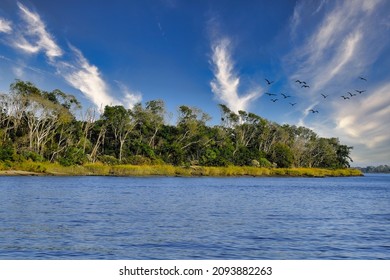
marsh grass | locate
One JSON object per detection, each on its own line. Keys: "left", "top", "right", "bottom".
{"left": 0, "top": 161, "right": 363, "bottom": 177}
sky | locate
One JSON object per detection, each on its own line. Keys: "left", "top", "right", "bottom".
{"left": 0, "top": 0, "right": 389, "bottom": 166}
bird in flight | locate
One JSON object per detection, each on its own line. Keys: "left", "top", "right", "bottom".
{"left": 348, "top": 92, "right": 357, "bottom": 97}
{"left": 309, "top": 109, "right": 319, "bottom": 113}
{"left": 270, "top": 98, "right": 278, "bottom": 102}
{"left": 321, "top": 93, "right": 329, "bottom": 98}
{"left": 301, "top": 84, "right": 310, "bottom": 88}
{"left": 355, "top": 89, "right": 366, "bottom": 94}
{"left": 265, "top": 79, "right": 274, "bottom": 85}
{"left": 341, "top": 95, "right": 350, "bottom": 100}
{"left": 281, "top": 93, "right": 291, "bottom": 99}
{"left": 359, "top": 76, "right": 367, "bottom": 81}
{"left": 295, "top": 80, "right": 308, "bottom": 85}
{"left": 289, "top": 102, "right": 297, "bottom": 106}
{"left": 265, "top": 92, "right": 277, "bottom": 96}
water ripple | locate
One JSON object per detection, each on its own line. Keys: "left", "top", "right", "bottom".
{"left": 0, "top": 174, "right": 389, "bottom": 259}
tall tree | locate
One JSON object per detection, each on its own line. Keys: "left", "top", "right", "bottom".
{"left": 102, "top": 105, "right": 136, "bottom": 162}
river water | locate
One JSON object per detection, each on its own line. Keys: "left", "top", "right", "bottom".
{"left": 0, "top": 174, "right": 389, "bottom": 259}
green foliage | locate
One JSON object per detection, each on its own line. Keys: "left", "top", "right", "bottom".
{"left": 0, "top": 80, "right": 355, "bottom": 173}
{"left": 58, "top": 147, "right": 86, "bottom": 166}
{"left": 98, "top": 155, "right": 119, "bottom": 165}
{"left": 268, "top": 143, "right": 294, "bottom": 168}
{"left": 21, "top": 151, "right": 45, "bottom": 162}
{"left": 258, "top": 158, "right": 272, "bottom": 167}
{"left": 126, "top": 155, "right": 152, "bottom": 165}
{"left": 0, "top": 146, "right": 14, "bottom": 161}
{"left": 360, "top": 165, "right": 390, "bottom": 173}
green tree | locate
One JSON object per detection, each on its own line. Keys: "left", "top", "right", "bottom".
{"left": 268, "top": 143, "right": 294, "bottom": 168}
{"left": 101, "top": 105, "right": 135, "bottom": 162}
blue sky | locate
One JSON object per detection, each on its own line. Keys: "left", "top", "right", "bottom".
{"left": 0, "top": 0, "right": 389, "bottom": 166}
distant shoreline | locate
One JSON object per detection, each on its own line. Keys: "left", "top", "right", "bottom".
{"left": 0, "top": 163, "right": 363, "bottom": 177}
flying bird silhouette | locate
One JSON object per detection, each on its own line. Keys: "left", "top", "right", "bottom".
{"left": 289, "top": 102, "right": 297, "bottom": 106}
{"left": 348, "top": 92, "right": 356, "bottom": 97}
{"left": 270, "top": 98, "right": 278, "bottom": 102}
{"left": 359, "top": 76, "right": 367, "bottom": 81}
{"left": 265, "top": 92, "right": 277, "bottom": 96}
{"left": 309, "top": 109, "right": 319, "bottom": 113}
{"left": 321, "top": 93, "right": 329, "bottom": 98}
{"left": 355, "top": 90, "right": 366, "bottom": 94}
{"left": 295, "top": 79, "right": 303, "bottom": 84}
{"left": 301, "top": 84, "right": 310, "bottom": 88}
{"left": 281, "top": 93, "right": 291, "bottom": 99}
{"left": 265, "top": 79, "right": 274, "bottom": 85}
{"left": 341, "top": 95, "right": 350, "bottom": 100}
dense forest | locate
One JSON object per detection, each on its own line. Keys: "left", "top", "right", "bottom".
{"left": 0, "top": 80, "right": 353, "bottom": 169}
{"left": 358, "top": 165, "right": 390, "bottom": 173}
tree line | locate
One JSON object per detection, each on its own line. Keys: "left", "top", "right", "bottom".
{"left": 358, "top": 165, "right": 390, "bottom": 173}
{"left": 0, "top": 80, "right": 353, "bottom": 168}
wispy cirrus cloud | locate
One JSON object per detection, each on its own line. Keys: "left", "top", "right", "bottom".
{"left": 56, "top": 45, "right": 118, "bottom": 109}
{"left": 14, "top": 2, "right": 63, "bottom": 60}
{"left": 0, "top": 2, "right": 141, "bottom": 109}
{"left": 57, "top": 46, "right": 142, "bottom": 109}
{"left": 333, "top": 82, "right": 390, "bottom": 164}
{"left": 285, "top": 0, "right": 390, "bottom": 165}
{"left": 210, "top": 38, "right": 261, "bottom": 113}
{"left": 334, "top": 83, "right": 390, "bottom": 147}
{"left": 0, "top": 18, "right": 12, "bottom": 33}
{"left": 286, "top": 0, "right": 378, "bottom": 93}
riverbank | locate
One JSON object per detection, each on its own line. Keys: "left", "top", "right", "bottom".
{"left": 0, "top": 161, "right": 363, "bottom": 177}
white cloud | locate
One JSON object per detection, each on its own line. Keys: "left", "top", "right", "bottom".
{"left": 115, "top": 81, "right": 142, "bottom": 109}
{"left": 13, "top": 2, "right": 63, "bottom": 59}
{"left": 57, "top": 46, "right": 142, "bottom": 110}
{"left": 57, "top": 45, "right": 117, "bottom": 109}
{"left": 210, "top": 38, "right": 261, "bottom": 113}
{"left": 287, "top": 0, "right": 382, "bottom": 92}
{"left": 335, "top": 83, "right": 390, "bottom": 147}
{"left": 284, "top": 0, "right": 389, "bottom": 165}
{"left": 1, "top": 3, "right": 142, "bottom": 110}
{"left": 0, "top": 18, "right": 12, "bottom": 33}
{"left": 333, "top": 82, "right": 390, "bottom": 164}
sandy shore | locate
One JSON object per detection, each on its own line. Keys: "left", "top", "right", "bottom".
{"left": 0, "top": 170, "right": 43, "bottom": 176}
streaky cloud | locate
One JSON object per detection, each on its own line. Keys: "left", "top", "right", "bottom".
{"left": 1, "top": 2, "right": 142, "bottom": 110}
{"left": 287, "top": 0, "right": 383, "bottom": 92}
{"left": 335, "top": 82, "right": 390, "bottom": 148}
{"left": 14, "top": 2, "right": 63, "bottom": 60}
{"left": 210, "top": 38, "right": 261, "bottom": 113}
{"left": 57, "top": 45, "right": 117, "bottom": 109}
{"left": 57, "top": 46, "right": 142, "bottom": 110}
{"left": 284, "top": 0, "right": 389, "bottom": 165}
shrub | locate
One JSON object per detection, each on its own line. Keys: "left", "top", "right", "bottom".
{"left": 0, "top": 146, "right": 14, "bottom": 161}
{"left": 127, "top": 155, "right": 152, "bottom": 165}
{"left": 258, "top": 158, "right": 272, "bottom": 168}
{"left": 58, "top": 147, "right": 86, "bottom": 166}
{"left": 21, "top": 151, "right": 44, "bottom": 162}
{"left": 98, "top": 155, "right": 119, "bottom": 165}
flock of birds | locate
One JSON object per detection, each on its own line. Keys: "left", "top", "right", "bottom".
{"left": 263, "top": 76, "right": 368, "bottom": 115}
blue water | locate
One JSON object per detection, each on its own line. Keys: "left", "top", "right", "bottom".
{"left": 0, "top": 174, "right": 389, "bottom": 259}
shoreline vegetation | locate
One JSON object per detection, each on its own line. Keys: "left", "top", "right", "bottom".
{"left": 1, "top": 80, "right": 358, "bottom": 177}
{"left": 0, "top": 162, "right": 362, "bottom": 177}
